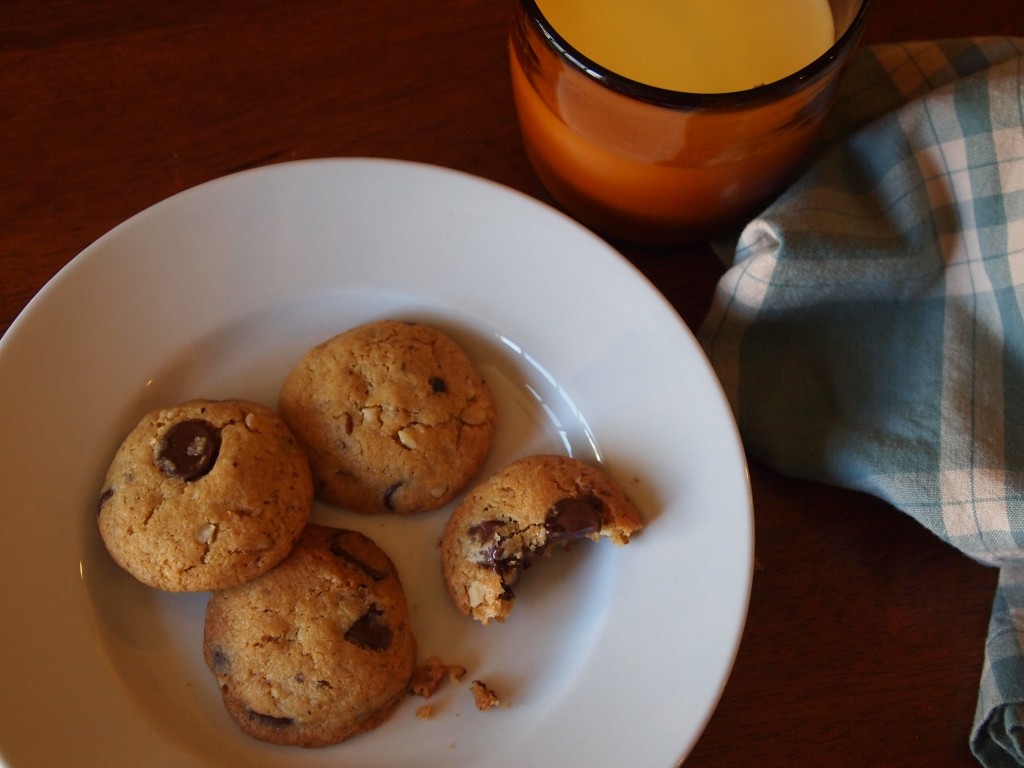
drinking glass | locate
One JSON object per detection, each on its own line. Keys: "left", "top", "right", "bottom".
{"left": 510, "top": 0, "right": 872, "bottom": 244}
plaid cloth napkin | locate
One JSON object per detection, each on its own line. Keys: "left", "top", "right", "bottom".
{"left": 697, "top": 37, "right": 1024, "bottom": 766}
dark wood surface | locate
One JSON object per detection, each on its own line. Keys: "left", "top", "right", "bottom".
{"left": 3, "top": 2, "right": 1022, "bottom": 765}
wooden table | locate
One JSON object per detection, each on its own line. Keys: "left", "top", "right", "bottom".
{"left": 3, "top": 2, "right": 1021, "bottom": 766}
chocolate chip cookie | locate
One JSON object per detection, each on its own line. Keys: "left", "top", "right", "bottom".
{"left": 278, "top": 319, "right": 497, "bottom": 515}
{"left": 203, "top": 525, "right": 417, "bottom": 747}
{"left": 441, "top": 454, "right": 644, "bottom": 624}
{"left": 97, "top": 399, "right": 313, "bottom": 592}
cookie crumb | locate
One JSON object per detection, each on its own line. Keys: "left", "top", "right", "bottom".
{"left": 448, "top": 664, "right": 467, "bottom": 684}
{"left": 415, "top": 705, "right": 433, "bottom": 719}
{"left": 470, "top": 680, "right": 501, "bottom": 711}
{"left": 410, "top": 657, "right": 466, "bottom": 698}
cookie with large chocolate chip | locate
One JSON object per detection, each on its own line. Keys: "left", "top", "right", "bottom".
{"left": 97, "top": 399, "right": 313, "bottom": 592}
{"left": 203, "top": 525, "right": 417, "bottom": 747}
{"left": 441, "top": 454, "right": 644, "bottom": 624}
{"left": 278, "top": 319, "right": 497, "bottom": 515}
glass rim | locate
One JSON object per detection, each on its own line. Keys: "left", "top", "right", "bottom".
{"left": 518, "top": 0, "right": 873, "bottom": 109}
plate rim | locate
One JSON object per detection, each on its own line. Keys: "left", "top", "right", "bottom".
{"left": 0, "top": 157, "right": 753, "bottom": 768}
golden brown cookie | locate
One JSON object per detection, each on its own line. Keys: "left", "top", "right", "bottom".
{"left": 441, "top": 454, "right": 644, "bottom": 624}
{"left": 278, "top": 319, "right": 497, "bottom": 514}
{"left": 203, "top": 525, "right": 417, "bottom": 747}
{"left": 97, "top": 399, "right": 313, "bottom": 592}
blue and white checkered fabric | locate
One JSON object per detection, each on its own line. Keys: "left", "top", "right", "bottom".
{"left": 697, "top": 37, "right": 1024, "bottom": 766}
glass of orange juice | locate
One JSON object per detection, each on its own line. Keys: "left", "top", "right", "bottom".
{"left": 510, "top": 0, "right": 871, "bottom": 244}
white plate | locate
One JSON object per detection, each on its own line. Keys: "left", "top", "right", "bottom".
{"left": 0, "top": 159, "right": 751, "bottom": 768}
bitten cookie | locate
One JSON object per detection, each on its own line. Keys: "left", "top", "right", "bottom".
{"left": 203, "top": 525, "right": 417, "bottom": 748}
{"left": 278, "top": 320, "right": 497, "bottom": 515}
{"left": 97, "top": 399, "right": 313, "bottom": 592}
{"left": 441, "top": 454, "right": 644, "bottom": 624}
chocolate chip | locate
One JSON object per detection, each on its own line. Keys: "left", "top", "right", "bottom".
{"left": 155, "top": 419, "right": 221, "bottom": 481}
{"left": 469, "top": 518, "right": 528, "bottom": 596}
{"left": 469, "top": 519, "right": 506, "bottom": 544}
{"left": 210, "top": 647, "right": 231, "bottom": 675}
{"left": 329, "top": 535, "right": 388, "bottom": 581}
{"left": 344, "top": 607, "right": 391, "bottom": 651}
{"left": 246, "top": 710, "right": 293, "bottom": 728}
{"left": 382, "top": 482, "right": 403, "bottom": 510}
{"left": 98, "top": 487, "right": 114, "bottom": 515}
{"left": 469, "top": 519, "right": 513, "bottom": 569}
{"left": 545, "top": 494, "right": 604, "bottom": 544}
{"left": 430, "top": 376, "right": 447, "bottom": 393}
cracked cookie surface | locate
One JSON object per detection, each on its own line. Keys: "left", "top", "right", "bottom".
{"left": 278, "top": 319, "right": 497, "bottom": 514}
{"left": 203, "top": 525, "right": 417, "bottom": 747}
{"left": 97, "top": 398, "right": 313, "bottom": 592}
{"left": 441, "top": 454, "right": 644, "bottom": 624}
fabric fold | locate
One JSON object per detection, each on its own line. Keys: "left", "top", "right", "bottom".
{"left": 697, "top": 37, "right": 1024, "bottom": 766}
{"left": 974, "top": 567, "right": 1024, "bottom": 766}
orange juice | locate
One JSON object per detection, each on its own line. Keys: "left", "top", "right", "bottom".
{"left": 510, "top": 0, "right": 869, "bottom": 244}
{"left": 536, "top": 0, "right": 835, "bottom": 93}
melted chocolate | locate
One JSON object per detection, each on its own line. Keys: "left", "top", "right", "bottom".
{"left": 545, "top": 495, "right": 604, "bottom": 544}
{"left": 469, "top": 518, "right": 526, "bottom": 598}
{"left": 430, "top": 376, "right": 447, "bottom": 393}
{"left": 469, "top": 519, "right": 507, "bottom": 558}
{"left": 467, "top": 496, "right": 606, "bottom": 603}
{"left": 469, "top": 520, "right": 515, "bottom": 572}
{"left": 155, "top": 419, "right": 221, "bottom": 481}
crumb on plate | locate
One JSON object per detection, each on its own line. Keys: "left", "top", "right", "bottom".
{"left": 410, "top": 656, "right": 467, "bottom": 698}
{"left": 470, "top": 680, "right": 501, "bottom": 711}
